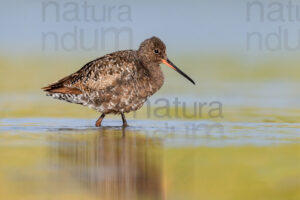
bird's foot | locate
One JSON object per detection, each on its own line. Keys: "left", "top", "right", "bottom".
{"left": 95, "top": 121, "right": 102, "bottom": 127}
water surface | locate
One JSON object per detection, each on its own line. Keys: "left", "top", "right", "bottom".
{"left": 0, "top": 118, "right": 299, "bottom": 200}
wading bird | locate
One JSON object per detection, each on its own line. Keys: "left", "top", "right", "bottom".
{"left": 43, "top": 36, "right": 195, "bottom": 127}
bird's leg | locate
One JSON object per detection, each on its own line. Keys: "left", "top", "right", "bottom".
{"left": 121, "top": 112, "right": 128, "bottom": 127}
{"left": 95, "top": 113, "right": 105, "bottom": 127}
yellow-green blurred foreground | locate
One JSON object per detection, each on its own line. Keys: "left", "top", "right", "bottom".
{"left": 0, "top": 119, "right": 299, "bottom": 200}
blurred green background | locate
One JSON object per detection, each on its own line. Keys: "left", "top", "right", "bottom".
{"left": 1, "top": 0, "right": 300, "bottom": 121}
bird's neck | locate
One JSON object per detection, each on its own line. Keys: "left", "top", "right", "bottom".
{"left": 136, "top": 51, "right": 164, "bottom": 93}
{"left": 144, "top": 63, "right": 164, "bottom": 92}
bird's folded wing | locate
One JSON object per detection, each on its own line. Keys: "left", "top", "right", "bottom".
{"left": 42, "top": 53, "right": 136, "bottom": 95}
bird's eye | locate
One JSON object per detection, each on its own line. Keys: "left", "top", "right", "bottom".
{"left": 154, "top": 49, "right": 159, "bottom": 54}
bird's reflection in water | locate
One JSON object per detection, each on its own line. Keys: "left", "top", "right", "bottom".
{"left": 49, "top": 127, "right": 164, "bottom": 200}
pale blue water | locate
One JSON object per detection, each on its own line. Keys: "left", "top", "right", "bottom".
{"left": 1, "top": 118, "right": 299, "bottom": 147}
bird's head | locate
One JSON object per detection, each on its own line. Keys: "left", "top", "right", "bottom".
{"left": 138, "top": 36, "right": 195, "bottom": 85}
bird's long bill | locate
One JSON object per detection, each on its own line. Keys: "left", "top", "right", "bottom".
{"left": 162, "top": 58, "right": 195, "bottom": 85}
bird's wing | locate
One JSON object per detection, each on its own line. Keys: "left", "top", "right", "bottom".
{"left": 42, "top": 51, "right": 137, "bottom": 94}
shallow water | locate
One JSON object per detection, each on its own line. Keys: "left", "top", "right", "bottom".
{"left": 0, "top": 118, "right": 300, "bottom": 200}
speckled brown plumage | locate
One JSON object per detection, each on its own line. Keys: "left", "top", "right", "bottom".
{"left": 42, "top": 36, "right": 195, "bottom": 127}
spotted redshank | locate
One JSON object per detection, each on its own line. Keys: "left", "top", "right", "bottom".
{"left": 42, "top": 36, "right": 195, "bottom": 127}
